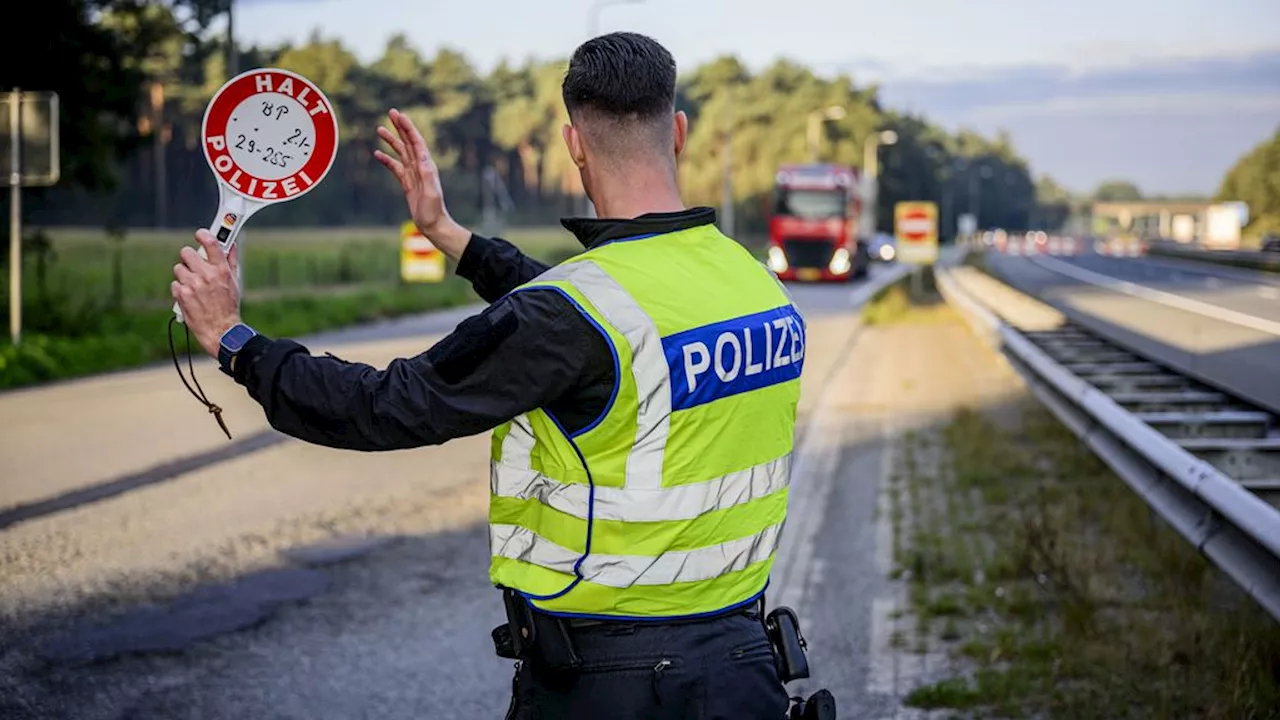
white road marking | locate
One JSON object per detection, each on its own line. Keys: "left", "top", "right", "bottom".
{"left": 869, "top": 421, "right": 917, "bottom": 700}
{"left": 774, "top": 259, "right": 909, "bottom": 613}
{"left": 874, "top": 422, "right": 896, "bottom": 576}
{"left": 770, "top": 393, "right": 843, "bottom": 614}
{"left": 1029, "top": 254, "right": 1280, "bottom": 337}
{"left": 1259, "top": 287, "right": 1280, "bottom": 300}
{"left": 866, "top": 597, "right": 900, "bottom": 695}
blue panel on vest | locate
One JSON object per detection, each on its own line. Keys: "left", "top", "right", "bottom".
{"left": 662, "top": 305, "right": 806, "bottom": 412}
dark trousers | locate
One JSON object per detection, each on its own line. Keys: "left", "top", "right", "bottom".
{"left": 503, "top": 609, "right": 791, "bottom": 719}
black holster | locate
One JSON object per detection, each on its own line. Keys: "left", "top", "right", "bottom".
{"left": 762, "top": 599, "right": 838, "bottom": 719}
{"left": 492, "top": 587, "right": 582, "bottom": 674}
{"left": 789, "top": 689, "right": 837, "bottom": 720}
{"left": 764, "top": 605, "right": 810, "bottom": 682}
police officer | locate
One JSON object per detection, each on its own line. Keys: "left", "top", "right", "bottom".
{"left": 173, "top": 32, "right": 812, "bottom": 719}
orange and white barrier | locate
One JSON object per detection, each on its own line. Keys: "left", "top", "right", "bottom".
{"left": 1094, "top": 239, "right": 1148, "bottom": 257}
{"left": 988, "top": 234, "right": 1148, "bottom": 258}
{"left": 991, "top": 234, "right": 1084, "bottom": 257}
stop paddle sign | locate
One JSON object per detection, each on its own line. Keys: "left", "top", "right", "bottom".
{"left": 174, "top": 67, "right": 339, "bottom": 323}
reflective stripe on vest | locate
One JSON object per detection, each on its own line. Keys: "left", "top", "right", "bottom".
{"left": 500, "top": 261, "right": 670, "bottom": 490}
{"left": 487, "top": 224, "right": 804, "bottom": 618}
{"left": 490, "top": 521, "right": 784, "bottom": 588}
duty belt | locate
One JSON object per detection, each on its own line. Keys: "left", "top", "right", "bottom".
{"left": 491, "top": 587, "right": 763, "bottom": 673}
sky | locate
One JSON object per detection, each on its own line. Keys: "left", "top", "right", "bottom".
{"left": 232, "top": 0, "right": 1280, "bottom": 196}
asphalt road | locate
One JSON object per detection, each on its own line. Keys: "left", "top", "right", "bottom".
{"left": 0, "top": 261, "right": 942, "bottom": 720}
{"left": 985, "top": 250, "right": 1280, "bottom": 414}
{"left": 1055, "top": 252, "right": 1280, "bottom": 322}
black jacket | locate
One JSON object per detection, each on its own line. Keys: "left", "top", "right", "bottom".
{"left": 231, "top": 207, "right": 718, "bottom": 450}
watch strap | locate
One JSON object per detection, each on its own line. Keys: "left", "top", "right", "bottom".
{"left": 218, "top": 323, "right": 258, "bottom": 377}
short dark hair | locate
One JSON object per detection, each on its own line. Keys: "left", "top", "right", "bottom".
{"left": 562, "top": 32, "right": 677, "bottom": 122}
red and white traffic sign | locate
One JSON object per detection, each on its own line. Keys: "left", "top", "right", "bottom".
{"left": 894, "top": 201, "right": 939, "bottom": 265}
{"left": 899, "top": 209, "right": 932, "bottom": 241}
{"left": 176, "top": 68, "right": 340, "bottom": 324}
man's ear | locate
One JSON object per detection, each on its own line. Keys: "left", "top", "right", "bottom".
{"left": 562, "top": 123, "right": 586, "bottom": 168}
{"left": 673, "top": 110, "right": 688, "bottom": 158}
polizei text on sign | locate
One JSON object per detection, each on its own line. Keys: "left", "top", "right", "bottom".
{"left": 201, "top": 69, "right": 339, "bottom": 204}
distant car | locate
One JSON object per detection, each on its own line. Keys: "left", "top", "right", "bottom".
{"left": 1262, "top": 235, "right": 1280, "bottom": 253}
{"left": 866, "top": 233, "right": 897, "bottom": 262}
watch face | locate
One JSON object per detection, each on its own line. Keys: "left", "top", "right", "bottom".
{"left": 220, "top": 324, "right": 256, "bottom": 353}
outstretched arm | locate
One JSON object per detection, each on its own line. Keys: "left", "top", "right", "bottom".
{"left": 229, "top": 290, "right": 600, "bottom": 451}
{"left": 171, "top": 226, "right": 607, "bottom": 451}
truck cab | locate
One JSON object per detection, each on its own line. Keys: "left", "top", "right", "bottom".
{"left": 765, "top": 163, "right": 869, "bottom": 282}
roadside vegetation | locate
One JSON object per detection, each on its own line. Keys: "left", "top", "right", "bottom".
{"left": 896, "top": 383, "right": 1280, "bottom": 718}
{"left": 0, "top": 227, "right": 578, "bottom": 390}
{"left": 861, "top": 264, "right": 951, "bottom": 326}
{"left": 869, "top": 270, "right": 1280, "bottom": 718}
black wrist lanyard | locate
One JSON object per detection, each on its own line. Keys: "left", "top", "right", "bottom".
{"left": 167, "top": 316, "right": 232, "bottom": 440}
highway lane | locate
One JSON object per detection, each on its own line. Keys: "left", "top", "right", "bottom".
{"left": 0, "top": 266, "right": 876, "bottom": 519}
{"left": 985, "top": 250, "right": 1280, "bottom": 414}
{"left": 0, "top": 263, "right": 914, "bottom": 720}
{"left": 0, "top": 302, "right": 484, "bottom": 518}
{"left": 1049, "top": 252, "right": 1280, "bottom": 323}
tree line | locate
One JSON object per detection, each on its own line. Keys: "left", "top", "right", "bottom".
{"left": 16, "top": 0, "right": 1070, "bottom": 240}
{"left": 1217, "top": 126, "right": 1280, "bottom": 241}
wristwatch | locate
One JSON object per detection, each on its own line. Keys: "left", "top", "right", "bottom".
{"left": 218, "top": 322, "right": 259, "bottom": 377}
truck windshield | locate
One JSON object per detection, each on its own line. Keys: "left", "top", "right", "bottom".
{"left": 774, "top": 188, "right": 845, "bottom": 219}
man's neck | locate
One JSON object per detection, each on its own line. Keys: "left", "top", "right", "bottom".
{"left": 589, "top": 165, "right": 685, "bottom": 219}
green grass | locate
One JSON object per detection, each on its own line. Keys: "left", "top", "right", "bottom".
{"left": 861, "top": 266, "right": 950, "bottom": 326}
{"left": 7, "top": 226, "right": 576, "bottom": 307}
{"left": 896, "top": 402, "right": 1280, "bottom": 719}
{"left": 0, "top": 226, "right": 579, "bottom": 390}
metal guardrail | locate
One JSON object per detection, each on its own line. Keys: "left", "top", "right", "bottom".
{"left": 935, "top": 261, "right": 1280, "bottom": 622}
{"left": 1012, "top": 251, "right": 1280, "bottom": 416}
{"left": 1146, "top": 240, "right": 1280, "bottom": 272}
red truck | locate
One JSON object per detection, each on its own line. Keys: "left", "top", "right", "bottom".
{"left": 765, "top": 163, "right": 870, "bottom": 282}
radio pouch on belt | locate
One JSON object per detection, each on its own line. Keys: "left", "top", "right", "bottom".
{"left": 765, "top": 606, "right": 810, "bottom": 682}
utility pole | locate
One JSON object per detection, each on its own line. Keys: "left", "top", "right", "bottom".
{"left": 721, "top": 129, "right": 735, "bottom": 237}
{"left": 720, "top": 89, "right": 735, "bottom": 237}
{"left": 9, "top": 88, "right": 21, "bottom": 344}
{"left": 939, "top": 164, "right": 953, "bottom": 244}
{"left": 859, "top": 130, "right": 897, "bottom": 239}
{"left": 806, "top": 106, "right": 845, "bottom": 163}
{"left": 152, "top": 82, "right": 167, "bottom": 228}
{"left": 968, "top": 164, "right": 992, "bottom": 230}
{"left": 226, "top": 1, "right": 237, "bottom": 77}
{"left": 5, "top": 90, "right": 58, "bottom": 345}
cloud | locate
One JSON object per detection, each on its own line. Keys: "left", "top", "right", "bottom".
{"left": 878, "top": 49, "right": 1280, "bottom": 119}
{"left": 963, "top": 92, "right": 1280, "bottom": 122}
{"left": 861, "top": 50, "right": 1280, "bottom": 195}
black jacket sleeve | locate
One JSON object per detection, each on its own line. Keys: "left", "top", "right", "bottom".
{"left": 456, "top": 234, "right": 555, "bottom": 302}
{"left": 232, "top": 289, "right": 611, "bottom": 451}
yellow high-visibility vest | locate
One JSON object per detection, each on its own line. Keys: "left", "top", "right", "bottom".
{"left": 488, "top": 220, "right": 805, "bottom": 618}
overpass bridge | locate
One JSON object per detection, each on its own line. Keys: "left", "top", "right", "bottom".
{"left": 1091, "top": 200, "right": 1215, "bottom": 242}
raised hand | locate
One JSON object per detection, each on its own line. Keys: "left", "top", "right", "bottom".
{"left": 374, "top": 109, "right": 470, "bottom": 259}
